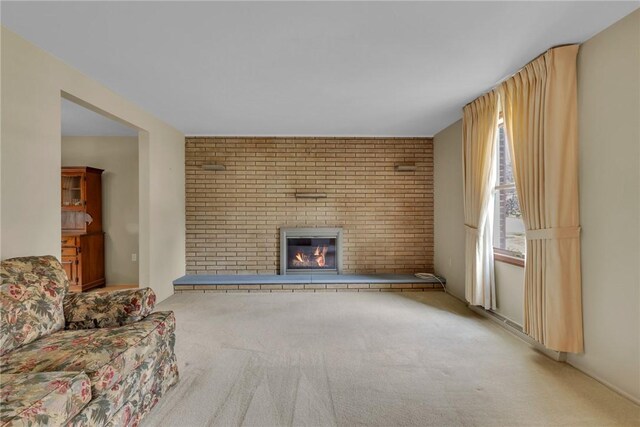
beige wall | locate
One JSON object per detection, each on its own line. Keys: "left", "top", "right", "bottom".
{"left": 433, "top": 10, "right": 640, "bottom": 402}
{"left": 569, "top": 10, "right": 639, "bottom": 402}
{"left": 1, "top": 27, "right": 185, "bottom": 301}
{"left": 62, "top": 136, "right": 139, "bottom": 285}
{"left": 433, "top": 120, "right": 466, "bottom": 300}
{"left": 493, "top": 262, "right": 524, "bottom": 326}
{"left": 186, "top": 137, "right": 434, "bottom": 274}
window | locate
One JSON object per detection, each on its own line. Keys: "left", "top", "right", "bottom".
{"left": 493, "top": 118, "right": 525, "bottom": 264}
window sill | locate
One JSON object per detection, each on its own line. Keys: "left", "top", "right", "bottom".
{"left": 494, "top": 251, "right": 525, "bottom": 267}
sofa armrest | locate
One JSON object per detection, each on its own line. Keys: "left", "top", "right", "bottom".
{"left": 63, "top": 288, "right": 156, "bottom": 330}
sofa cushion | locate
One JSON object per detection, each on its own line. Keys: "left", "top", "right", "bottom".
{"left": 64, "top": 288, "right": 156, "bottom": 330}
{"left": 0, "top": 311, "right": 175, "bottom": 396}
{"left": 0, "top": 256, "right": 68, "bottom": 356}
{"left": 67, "top": 344, "right": 178, "bottom": 427}
{"left": 0, "top": 371, "right": 91, "bottom": 427}
{"left": 101, "top": 356, "right": 178, "bottom": 427}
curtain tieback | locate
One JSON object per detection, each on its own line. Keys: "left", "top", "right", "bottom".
{"left": 464, "top": 224, "right": 479, "bottom": 235}
{"left": 526, "top": 226, "right": 581, "bottom": 240}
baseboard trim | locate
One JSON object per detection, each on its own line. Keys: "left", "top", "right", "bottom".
{"left": 466, "top": 304, "right": 565, "bottom": 362}
{"left": 564, "top": 361, "right": 640, "bottom": 406}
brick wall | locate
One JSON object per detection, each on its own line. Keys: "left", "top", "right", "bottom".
{"left": 185, "top": 137, "right": 434, "bottom": 274}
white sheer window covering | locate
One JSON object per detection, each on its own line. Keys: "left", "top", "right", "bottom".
{"left": 462, "top": 91, "right": 498, "bottom": 310}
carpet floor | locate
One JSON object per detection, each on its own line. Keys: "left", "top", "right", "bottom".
{"left": 144, "top": 291, "right": 639, "bottom": 426}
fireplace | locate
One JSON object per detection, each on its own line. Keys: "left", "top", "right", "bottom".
{"left": 280, "top": 228, "right": 343, "bottom": 275}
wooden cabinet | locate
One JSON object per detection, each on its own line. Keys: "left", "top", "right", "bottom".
{"left": 61, "top": 234, "right": 105, "bottom": 292}
{"left": 61, "top": 167, "right": 105, "bottom": 292}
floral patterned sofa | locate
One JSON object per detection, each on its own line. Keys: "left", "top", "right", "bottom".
{"left": 0, "top": 256, "right": 179, "bottom": 426}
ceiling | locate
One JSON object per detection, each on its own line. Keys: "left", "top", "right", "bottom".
{"left": 3, "top": 1, "right": 638, "bottom": 137}
{"left": 62, "top": 98, "right": 137, "bottom": 137}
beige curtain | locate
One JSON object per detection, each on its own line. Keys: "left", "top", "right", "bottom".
{"left": 498, "top": 45, "right": 583, "bottom": 353}
{"left": 462, "top": 91, "right": 498, "bottom": 309}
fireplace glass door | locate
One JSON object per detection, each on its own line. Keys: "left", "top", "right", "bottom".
{"left": 286, "top": 237, "right": 337, "bottom": 272}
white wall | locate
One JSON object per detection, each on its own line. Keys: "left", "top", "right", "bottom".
{"left": 568, "top": 10, "right": 639, "bottom": 402}
{"left": 62, "top": 136, "right": 139, "bottom": 285}
{"left": 433, "top": 10, "right": 640, "bottom": 403}
{"left": 1, "top": 27, "right": 185, "bottom": 301}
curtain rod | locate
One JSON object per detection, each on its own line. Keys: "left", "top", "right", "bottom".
{"left": 463, "top": 43, "right": 578, "bottom": 108}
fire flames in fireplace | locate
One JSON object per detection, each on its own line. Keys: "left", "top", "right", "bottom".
{"left": 293, "top": 246, "right": 328, "bottom": 267}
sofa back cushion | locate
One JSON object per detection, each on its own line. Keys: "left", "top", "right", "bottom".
{"left": 64, "top": 287, "right": 156, "bottom": 330}
{"left": 0, "top": 256, "right": 68, "bottom": 355}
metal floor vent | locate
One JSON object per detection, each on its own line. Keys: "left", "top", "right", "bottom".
{"left": 487, "top": 309, "right": 524, "bottom": 333}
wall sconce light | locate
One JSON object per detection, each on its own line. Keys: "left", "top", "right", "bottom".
{"left": 202, "top": 163, "right": 226, "bottom": 171}
{"left": 295, "top": 192, "right": 327, "bottom": 199}
{"left": 395, "top": 164, "right": 417, "bottom": 172}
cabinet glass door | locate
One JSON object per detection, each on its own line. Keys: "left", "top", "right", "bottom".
{"left": 62, "top": 174, "right": 84, "bottom": 208}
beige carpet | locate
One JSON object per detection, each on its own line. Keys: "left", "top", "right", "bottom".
{"left": 144, "top": 291, "right": 639, "bottom": 426}
{"left": 88, "top": 284, "right": 138, "bottom": 293}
